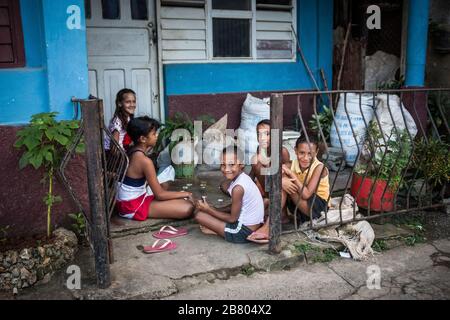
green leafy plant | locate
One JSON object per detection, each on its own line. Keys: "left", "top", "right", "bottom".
{"left": 294, "top": 242, "right": 338, "bottom": 263}
{"left": 355, "top": 121, "right": 413, "bottom": 190}
{"left": 155, "top": 112, "right": 214, "bottom": 154}
{"left": 372, "top": 239, "right": 389, "bottom": 252}
{"left": 293, "top": 242, "right": 316, "bottom": 254}
{"left": 391, "top": 215, "right": 427, "bottom": 246}
{"left": 69, "top": 213, "right": 86, "bottom": 238}
{"left": 377, "top": 76, "right": 405, "bottom": 90}
{"left": 411, "top": 137, "right": 450, "bottom": 189}
{"left": 14, "top": 112, "right": 84, "bottom": 238}
{"left": 0, "top": 225, "right": 9, "bottom": 243}
{"left": 312, "top": 248, "right": 339, "bottom": 263}
{"left": 240, "top": 265, "right": 256, "bottom": 276}
{"left": 309, "top": 105, "right": 333, "bottom": 142}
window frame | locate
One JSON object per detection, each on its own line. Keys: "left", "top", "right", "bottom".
{"left": 0, "top": 0, "right": 25, "bottom": 68}
{"left": 161, "top": 0, "right": 297, "bottom": 64}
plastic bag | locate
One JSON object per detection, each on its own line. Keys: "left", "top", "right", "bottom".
{"left": 375, "top": 94, "right": 417, "bottom": 140}
{"left": 330, "top": 93, "right": 375, "bottom": 166}
{"left": 237, "top": 94, "right": 270, "bottom": 164}
{"left": 157, "top": 165, "right": 175, "bottom": 184}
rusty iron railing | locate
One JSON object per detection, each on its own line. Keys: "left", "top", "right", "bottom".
{"left": 59, "top": 97, "right": 128, "bottom": 288}
{"left": 267, "top": 89, "right": 449, "bottom": 247}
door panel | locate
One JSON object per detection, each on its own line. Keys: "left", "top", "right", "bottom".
{"left": 86, "top": 0, "right": 159, "bottom": 124}
{"left": 131, "top": 69, "right": 153, "bottom": 117}
{"left": 103, "top": 69, "right": 125, "bottom": 121}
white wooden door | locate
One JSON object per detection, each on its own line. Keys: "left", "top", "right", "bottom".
{"left": 86, "top": 0, "right": 160, "bottom": 124}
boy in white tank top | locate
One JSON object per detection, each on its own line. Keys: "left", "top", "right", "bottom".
{"left": 195, "top": 146, "right": 264, "bottom": 243}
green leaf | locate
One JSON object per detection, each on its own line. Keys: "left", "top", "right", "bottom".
{"left": 45, "top": 127, "right": 58, "bottom": 141}
{"left": 75, "top": 143, "right": 85, "bottom": 153}
{"left": 29, "top": 152, "right": 43, "bottom": 169}
{"left": 19, "top": 153, "right": 31, "bottom": 169}
{"left": 43, "top": 195, "right": 51, "bottom": 206}
{"left": 23, "top": 135, "right": 41, "bottom": 151}
{"left": 44, "top": 151, "right": 53, "bottom": 162}
{"left": 54, "top": 134, "right": 69, "bottom": 146}
{"left": 14, "top": 138, "right": 25, "bottom": 148}
{"left": 53, "top": 196, "right": 62, "bottom": 203}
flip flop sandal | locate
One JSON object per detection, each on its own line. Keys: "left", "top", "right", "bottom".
{"left": 247, "top": 232, "right": 270, "bottom": 244}
{"left": 143, "top": 239, "right": 177, "bottom": 254}
{"left": 152, "top": 225, "right": 188, "bottom": 239}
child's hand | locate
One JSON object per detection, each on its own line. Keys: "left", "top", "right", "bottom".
{"left": 196, "top": 199, "right": 211, "bottom": 213}
{"left": 282, "top": 176, "right": 298, "bottom": 195}
{"left": 186, "top": 193, "right": 196, "bottom": 204}
{"left": 282, "top": 165, "right": 296, "bottom": 179}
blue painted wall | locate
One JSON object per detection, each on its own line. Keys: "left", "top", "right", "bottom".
{"left": 164, "top": 0, "right": 334, "bottom": 96}
{"left": 0, "top": 0, "right": 89, "bottom": 125}
{"left": 0, "top": 0, "right": 47, "bottom": 125}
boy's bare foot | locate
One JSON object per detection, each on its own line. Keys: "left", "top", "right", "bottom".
{"left": 247, "top": 223, "right": 269, "bottom": 243}
{"left": 199, "top": 225, "right": 218, "bottom": 235}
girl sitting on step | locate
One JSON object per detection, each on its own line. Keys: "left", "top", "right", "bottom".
{"left": 116, "top": 116, "right": 194, "bottom": 221}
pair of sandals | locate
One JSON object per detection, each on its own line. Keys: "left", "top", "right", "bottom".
{"left": 142, "top": 225, "right": 188, "bottom": 254}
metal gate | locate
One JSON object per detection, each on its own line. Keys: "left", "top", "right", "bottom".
{"left": 267, "top": 88, "right": 449, "bottom": 251}
{"left": 59, "top": 97, "right": 128, "bottom": 288}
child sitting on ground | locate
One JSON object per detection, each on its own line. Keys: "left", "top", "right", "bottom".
{"left": 245, "top": 119, "right": 291, "bottom": 243}
{"left": 248, "top": 119, "right": 291, "bottom": 199}
{"left": 195, "top": 146, "right": 264, "bottom": 243}
{"left": 116, "top": 116, "right": 194, "bottom": 221}
{"left": 220, "top": 120, "right": 291, "bottom": 225}
{"left": 282, "top": 134, "right": 330, "bottom": 222}
{"left": 248, "top": 134, "right": 330, "bottom": 242}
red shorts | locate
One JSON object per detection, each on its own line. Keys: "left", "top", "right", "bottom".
{"left": 116, "top": 194, "right": 155, "bottom": 221}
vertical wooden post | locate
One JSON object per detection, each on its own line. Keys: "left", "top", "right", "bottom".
{"left": 81, "top": 99, "right": 111, "bottom": 289}
{"left": 268, "top": 94, "right": 283, "bottom": 254}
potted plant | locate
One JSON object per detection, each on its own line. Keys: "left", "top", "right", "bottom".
{"left": 154, "top": 112, "right": 214, "bottom": 178}
{"left": 351, "top": 121, "right": 413, "bottom": 212}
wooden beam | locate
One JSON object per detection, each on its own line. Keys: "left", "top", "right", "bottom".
{"left": 81, "top": 99, "right": 111, "bottom": 289}
{"left": 268, "top": 93, "right": 283, "bottom": 254}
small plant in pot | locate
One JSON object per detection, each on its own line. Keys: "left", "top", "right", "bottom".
{"left": 154, "top": 112, "right": 214, "bottom": 178}
{"left": 351, "top": 121, "right": 413, "bottom": 212}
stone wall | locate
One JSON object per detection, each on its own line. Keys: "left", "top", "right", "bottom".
{"left": 0, "top": 228, "right": 78, "bottom": 292}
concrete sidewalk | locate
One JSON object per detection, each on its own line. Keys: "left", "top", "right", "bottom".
{"left": 5, "top": 218, "right": 447, "bottom": 300}
{"left": 2, "top": 168, "right": 448, "bottom": 300}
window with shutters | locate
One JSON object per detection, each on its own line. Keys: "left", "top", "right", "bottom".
{"left": 159, "top": 0, "right": 296, "bottom": 63}
{"left": 0, "top": 0, "right": 25, "bottom": 68}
